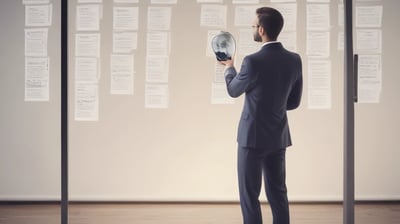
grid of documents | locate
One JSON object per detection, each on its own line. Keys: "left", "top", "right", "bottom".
{"left": 22, "top": 0, "right": 385, "bottom": 121}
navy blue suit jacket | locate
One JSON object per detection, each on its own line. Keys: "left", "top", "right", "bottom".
{"left": 224, "top": 42, "right": 302, "bottom": 149}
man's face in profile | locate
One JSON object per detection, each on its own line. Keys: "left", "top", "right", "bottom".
{"left": 253, "top": 18, "right": 262, "bottom": 42}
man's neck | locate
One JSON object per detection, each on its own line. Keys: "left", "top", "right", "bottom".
{"left": 261, "top": 36, "right": 274, "bottom": 43}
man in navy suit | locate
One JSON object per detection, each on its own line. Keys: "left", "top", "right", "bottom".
{"left": 219, "top": 7, "right": 303, "bottom": 224}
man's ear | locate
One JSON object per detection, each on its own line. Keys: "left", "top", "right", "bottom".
{"left": 258, "top": 26, "right": 265, "bottom": 36}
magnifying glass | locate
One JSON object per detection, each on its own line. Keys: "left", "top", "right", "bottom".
{"left": 211, "top": 31, "right": 236, "bottom": 61}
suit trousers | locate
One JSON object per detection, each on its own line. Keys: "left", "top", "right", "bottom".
{"left": 238, "top": 146, "right": 289, "bottom": 224}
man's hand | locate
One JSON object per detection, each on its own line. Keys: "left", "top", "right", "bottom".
{"left": 219, "top": 58, "right": 234, "bottom": 68}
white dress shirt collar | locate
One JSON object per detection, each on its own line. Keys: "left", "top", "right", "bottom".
{"left": 262, "top": 41, "right": 280, "bottom": 47}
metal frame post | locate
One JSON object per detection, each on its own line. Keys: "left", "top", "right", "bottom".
{"left": 61, "top": 0, "right": 69, "bottom": 223}
{"left": 343, "top": 0, "right": 355, "bottom": 224}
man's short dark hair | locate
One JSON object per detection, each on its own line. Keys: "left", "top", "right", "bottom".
{"left": 256, "top": 7, "right": 284, "bottom": 41}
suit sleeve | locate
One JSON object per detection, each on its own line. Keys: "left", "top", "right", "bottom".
{"left": 224, "top": 57, "right": 256, "bottom": 98}
{"left": 287, "top": 56, "right": 303, "bottom": 110}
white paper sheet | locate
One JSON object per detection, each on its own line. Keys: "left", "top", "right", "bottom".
{"left": 113, "top": 7, "right": 139, "bottom": 31}
{"left": 111, "top": 54, "right": 134, "bottom": 95}
{"left": 113, "top": 32, "right": 138, "bottom": 53}
{"left": 306, "top": 4, "right": 330, "bottom": 31}
{"left": 234, "top": 5, "right": 259, "bottom": 27}
{"left": 75, "top": 57, "right": 99, "bottom": 83}
{"left": 25, "top": 28, "right": 48, "bottom": 57}
{"left": 75, "top": 33, "right": 100, "bottom": 57}
{"left": 75, "top": 82, "right": 99, "bottom": 121}
{"left": 25, "top": 4, "right": 52, "bottom": 27}
{"left": 76, "top": 5, "right": 100, "bottom": 31}
{"left": 307, "top": 60, "right": 331, "bottom": 109}
{"left": 306, "top": 31, "right": 330, "bottom": 58}
{"left": 25, "top": 57, "right": 49, "bottom": 101}
{"left": 145, "top": 84, "right": 169, "bottom": 108}
{"left": 147, "top": 7, "right": 171, "bottom": 31}
{"left": 356, "top": 29, "right": 382, "bottom": 53}
{"left": 357, "top": 54, "right": 382, "bottom": 103}
{"left": 200, "top": 4, "right": 227, "bottom": 28}
{"left": 356, "top": 5, "right": 383, "bottom": 28}
{"left": 145, "top": 56, "right": 169, "bottom": 83}
{"left": 146, "top": 32, "right": 170, "bottom": 56}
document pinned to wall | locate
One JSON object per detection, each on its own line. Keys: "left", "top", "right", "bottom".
{"left": 306, "top": 4, "right": 330, "bottom": 31}
{"left": 75, "top": 82, "right": 99, "bottom": 121}
{"left": 25, "top": 4, "right": 52, "bottom": 27}
{"left": 25, "top": 28, "right": 48, "bottom": 57}
{"left": 76, "top": 4, "right": 100, "bottom": 31}
{"left": 306, "top": 31, "right": 330, "bottom": 58}
{"left": 145, "top": 56, "right": 169, "bottom": 83}
{"left": 145, "top": 84, "right": 169, "bottom": 108}
{"left": 356, "top": 5, "right": 382, "bottom": 28}
{"left": 147, "top": 7, "right": 172, "bottom": 31}
{"left": 356, "top": 29, "right": 382, "bottom": 53}
{"left": 113, "top": 32, "right": 138, "bottom": 53}
{"left": 75, "top": 57, "right": 99, "bottom": 83}
{"left": 146, "top": 32, "right": 170, "bottom": 56}
{"left": 234, "top": 5, "right": 259, "bottom": 27}
{"left": 110, "top": 54, "right": 134, "bottom": 95}
{"left": 200, "top": 4, "right": 227, "bottom": 28}
{"left": 75, "top": 33, "right": 100, "bottom": 57}
{"left": 113, "top": 7, "right": 139, "bottom": 31}
{"left": 307, "top": 60, "right": 331, "bottom": 109}
{"left": 25, "top": 57, "right": 49, "bottom": 101}
{"left": 358, "top": 54, "right": 382, "bottom": 103}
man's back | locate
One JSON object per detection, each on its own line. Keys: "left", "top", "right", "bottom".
{"left": 225, "top": 42, "right": 302, "bottom": 149}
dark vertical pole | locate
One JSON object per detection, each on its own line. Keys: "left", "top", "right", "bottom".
{"left": 61, "top": 0, "right": 69, "bottom": 223}
{"left": 344, "top": 0, "right": 355, "bottom": 224}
